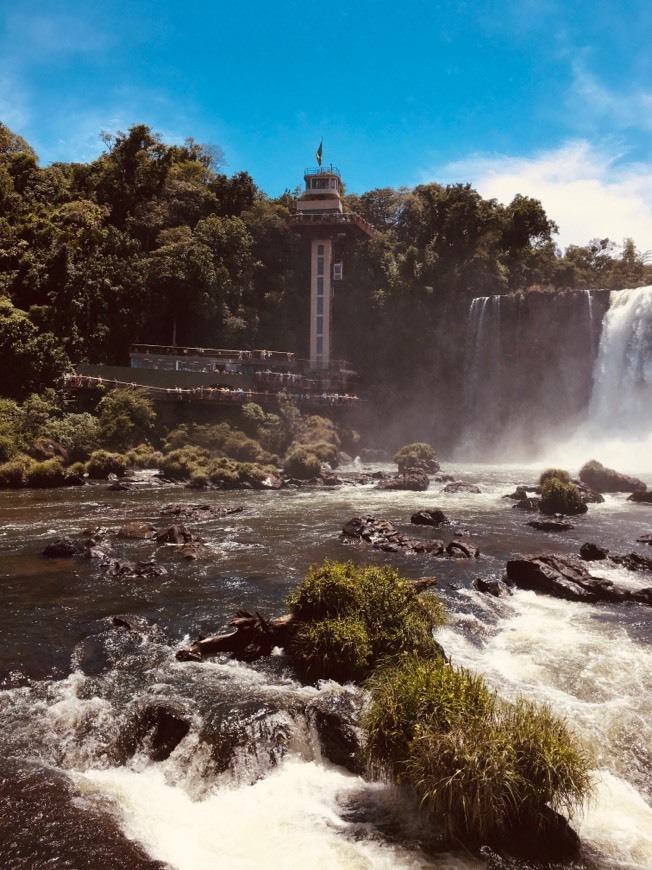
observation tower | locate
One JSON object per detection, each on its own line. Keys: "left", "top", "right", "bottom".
{"left": 290, "top": 156, "right": 374, "bottom": 370}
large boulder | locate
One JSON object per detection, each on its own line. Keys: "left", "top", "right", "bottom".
{"left": 628, "top": 491, "right": 652, "bottom": 504}
{"left": 446, "top": 539, "right": 479, "bottom": 558}
{"left": 376, "top": 470, "right": 430, "bottom": 491}
{"left": 505, "top": 553, "right": 646, "bottom": 604}
{"left": 118, "top": 521, "right": 157, "bottom": 540}
{"left": 411, "top": 508, "right": 449, "bottom": 526}
{"left": 305, "top": 688, "right": 366, "bottom": 774}
{"left": 579, "top": 459, "right": 647, "bottom": 493}
{"left": 579, "top": 542, "right": 609, "bottom": 561}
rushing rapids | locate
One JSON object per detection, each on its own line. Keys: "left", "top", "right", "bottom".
{"left": 1, "top": 462, "right": 651, "bottom": 869}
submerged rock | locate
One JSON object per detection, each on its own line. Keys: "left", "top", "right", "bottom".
{"left": 117, "top": 521, "right": 157, "bottom": 540}
{"left": 442, "top": 481, "right": 481, "bottom": 494}
{"left": 638, "top": 534, "right": 652, "bottom": 545}
{"left": 527, "top": 518, "right": 574, "bottom": 531}
{"left": 474, "top": 577, "right": 512, "bottom": 597}
{"left": 42, "top": 537, "right": 84, "bottom": 558}
{"left": 160, "top": 503, "right": 245, "bottom": 520}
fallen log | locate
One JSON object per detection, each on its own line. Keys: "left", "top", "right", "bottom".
{"left": 176, "top": 577, "right": 438, "bottom": 663}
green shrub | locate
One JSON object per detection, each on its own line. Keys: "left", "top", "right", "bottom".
{"left": 290, "top": 617, "right": 372, "bottom": 683}
{"left": 284, "top": 446, "right": 321, "bottom": 479}
{"left": 159, "top": 446, "right": 210, "bottom": 480}
{"left": 96, "top": 388, "right": 156, "bottom": 451}
{"left": 294, "top": 414, "right": 341, "bottom": 448}
{"left": 126, "top": 442, "right": 163, "bottom": 469}
{"left": 363, "top": 656, "right": 494, "bottom": 775}
{"left": 363, "top": 656, "right": 592, "bottom": 844}
{"left": 393, "top": 442, "right": 439, "bottom": 474}
{"left": 288, "top": 561, "right": 445, "bottom": 682}
{"left": 300, "top": 440, "right": 338, "bottom": 466}
{"left": 539, "top": 468, "right": 571, "bottom": 486}
{"left": 222, "top": 431, "right": 268, "bottom": 463}
{"left": 40, "top": 412, "right": 101, "bottom": 462}
{"left": 206, "top": 457, "right": 241, "bottom": 489}
{"left": 0, "top": 454, "right": 34, "bottom": 488}
{"left": 25, "top": 458, "right": 66, "bottom": 488}
{"left": 540, "top": 477, "right": 585, "bottom": 515}
{"left": 86, "top": 449, "right": 129, "bottom": 479}
{"left": 164, "top": 422, "right": 232, "bottom": 453}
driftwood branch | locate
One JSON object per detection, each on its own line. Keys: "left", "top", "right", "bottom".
{"left": 175, "top": 577, "right": 438, "bottom": 663}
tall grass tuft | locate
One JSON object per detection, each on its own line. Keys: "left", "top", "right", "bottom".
{"left": 363, "top": 656, "right": 592, "bottom": 845}
{"left": 288, "top": 561, "right": 445, "bottom": 683}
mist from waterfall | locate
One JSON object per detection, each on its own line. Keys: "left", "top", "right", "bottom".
{"left": 455, "top": 286, "right": 652, "bottom": 473}
{"left": 544, "top": 285, "right": 652, "bottom": 473}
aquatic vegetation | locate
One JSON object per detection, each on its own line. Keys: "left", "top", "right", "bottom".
{"left": 288, "top": 560, "right": 445, "bottom": 682}
{"left": 393, "top": 442, "right": 439, "bottom": 474}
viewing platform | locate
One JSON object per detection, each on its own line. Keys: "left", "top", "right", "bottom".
{"left": 289, "top": 211, "right": 375, "bottom": 238}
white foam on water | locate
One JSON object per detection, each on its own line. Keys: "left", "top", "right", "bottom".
{"left": 74, "top": 759, "right": 483, "bottom": 870}
{"left": 439, "top": 588, "right": 652, "bottom": 868}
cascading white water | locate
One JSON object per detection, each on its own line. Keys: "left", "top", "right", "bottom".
{"left": 588, "top": 286, "right": 652, "bottom": 429}
{"left": 543, "top": 285, "right": 652, "bottom": 472}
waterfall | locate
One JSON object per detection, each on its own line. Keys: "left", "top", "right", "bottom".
{"left": 587, "top": 286, "right": 652, "bottom": 429}
{"left": 458, "top": 295, "right": 503, "bottom": 457}
{"left": 542, "top": 285, "right": 652, "bottom": 473}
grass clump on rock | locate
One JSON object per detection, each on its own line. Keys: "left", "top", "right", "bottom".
{"left": 287, "top": 560, "right": 445, "bottom": 683}
{"left": 363, "top": 655, "right": 592, "bottom": 847}
{"left": 540, "top": 476, "right": 586, "bottom": 515}
{"left": 539, "top": 467, "right": 571, "bottom": 486}
{"left": 393, "top": 442, "right": 440, "bottom": 474}
{"left": 284, "top": 446, "right": 322, "bottom": 480}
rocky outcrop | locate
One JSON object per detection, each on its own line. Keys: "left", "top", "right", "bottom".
{"left": 579, "top": 459, "right": 647, "bottom": 493}
{"left": 474, "top": 577, "right": 512, "bottom": 597}
{"left": 505, "top": 553, "right": 652, "bottom": 604}
{"left": 341, "top": 515, "right": 444, "bottom": 554}
{"left": 628, "top": 491, "right": 652, "bottom": 504}
{"left": 411, "top": 508, "right": 449, "bottom": 526}
{"left": 155, "top": 525, "right": 198, "bottom": 544}
{"left": 305, "top": 689, "right": 366, "bottom": 774}
{"left": 126, "top": 700, "right": 191, "bottom": 762}
{"left": 579, "top": 542, "right": 609, "bottom": 561}
{"left": 376, "top": 470, "right": 430, "bottom": 491}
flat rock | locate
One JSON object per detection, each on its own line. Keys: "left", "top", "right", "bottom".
{"left": 160, "top": 503, "right": 245, "bottom": 520}
{"left": 528, "top": 518, "right": 574, "bottom": 531}
{"left": 637, "top": 534, "right": 652, "bottom": 545}
{"left": 505, "top": 553, "right": 635, "bottom": 603}
{"left": 118, "top": 521, "right": 157, "bottom": 540}
{"left": 442, "top": 481, "right": 481, "bottom": 494}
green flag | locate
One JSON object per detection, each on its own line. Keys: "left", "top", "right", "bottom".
{"left": 316, "top": 140, "right": 323, "bottom": 166}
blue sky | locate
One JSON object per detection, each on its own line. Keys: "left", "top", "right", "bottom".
{"left": 2, "top": 0, "right": 652, "bottom": 251}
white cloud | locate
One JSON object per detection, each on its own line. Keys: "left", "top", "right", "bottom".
{"left": 432, "top": 140, "right": 652, "bottom": 253}
{"left": 569, "top": 60, "right": 652, "bottom": 132}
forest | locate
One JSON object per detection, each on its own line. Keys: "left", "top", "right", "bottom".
{"left": 1, "top": 120, "right": 651, "bottom": 405}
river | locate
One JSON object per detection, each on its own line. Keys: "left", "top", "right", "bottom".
{"left": 1, "top": 462, "right": 651, "bottom": 869}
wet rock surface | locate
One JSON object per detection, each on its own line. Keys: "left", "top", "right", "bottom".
{"left": 442, "top": 481, "right": 482, "bottom": 494}
{"left": 0, "top": 759, "right": 166, "bottom": 869}
{"left": 506, "top": 553, "right": 652, "bottom": 604}
{"left": 527, "top": 518, "right": 574, "bottom": 531}
{"left": 341, "top": 515, "right": 444, "bottom": 554}
{"left": 375, "top": 470, "right": 430, "bottom": 491}
{"left": 411, "top": 508, "right": 449, "bottom": 526}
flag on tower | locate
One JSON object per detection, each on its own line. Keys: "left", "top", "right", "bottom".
{"left": 316, "top": 140, "right": 323, "bottom": 167}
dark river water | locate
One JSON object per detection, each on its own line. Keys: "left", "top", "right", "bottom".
{"left": 1, "top": 463, "right": 651, "bottom": 869}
